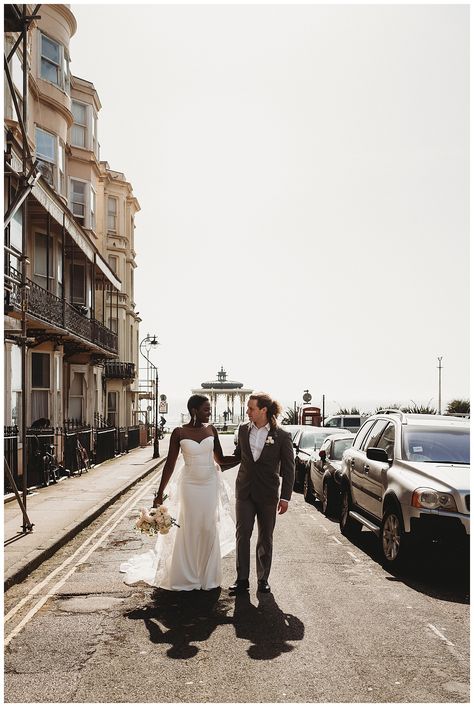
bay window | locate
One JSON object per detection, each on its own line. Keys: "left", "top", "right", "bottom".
{"left": 69, "top": 179, "right": 96, "bottom": 230}
{"left": 71, "top": 100, "right": 87, "bottom": 147}
{"left": 40, "top": 33, "right": 69, "bottom": 92}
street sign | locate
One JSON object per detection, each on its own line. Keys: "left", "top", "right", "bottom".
{"left": 159, "top": 401, "right": 168, "bottom": 413}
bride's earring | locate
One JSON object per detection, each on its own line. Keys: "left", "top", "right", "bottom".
{"left": 192, "top": 413, "right": 197, "bottom": 426}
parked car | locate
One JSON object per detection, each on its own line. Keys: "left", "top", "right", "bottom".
{"left": 304, "top": 432, "right": 355, "bottom": 514}
{"left": 323, "top": 415, "right": 366, "bottom": 433}
{"left": 281, "top": 424, "right": 308, "bottom": 441}
{"left": 339, "top": 411, "right": 470, "bottom": 569}
{"left": 293, "top": 427, "right": 341, "bottom": 491}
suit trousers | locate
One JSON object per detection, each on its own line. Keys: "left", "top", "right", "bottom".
{"left": 235, "top": 496, "right": 277, "bottom": 581}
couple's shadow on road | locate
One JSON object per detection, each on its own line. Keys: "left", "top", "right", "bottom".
{"left": 125, "top": 588, "right": 304, "bottom": 660}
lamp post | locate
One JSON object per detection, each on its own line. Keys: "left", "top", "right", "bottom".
{"left": 139, "top": 333, "right": 159, "bottom": 458}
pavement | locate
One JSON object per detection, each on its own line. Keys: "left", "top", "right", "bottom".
{"left": 4, "top": 438, "right": 170, "bottom": 591}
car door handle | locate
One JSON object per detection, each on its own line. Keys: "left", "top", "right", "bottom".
{"left": 363, "top": 464, "right": 370, "bottom": 474}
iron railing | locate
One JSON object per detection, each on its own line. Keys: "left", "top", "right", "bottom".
{"left": 104, "top": 361, "right": 136, "bottom": 379}
{"left": 4, "top": 423, "right": 147, "bottom": 493}
{"left": 4, "top": 265, "right": 118, "bottom": 354}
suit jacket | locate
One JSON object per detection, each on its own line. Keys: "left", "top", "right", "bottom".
{"left": 233, "top": 423, "right": 295, "bottom": 505}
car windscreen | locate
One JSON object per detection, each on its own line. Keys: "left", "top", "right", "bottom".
{"left": 332, "top": 438, "right": 354, "bottom": 460}
{"left": 300, "top": 431, "right": 333, "bottom": 450}
{"left": 402, "top": 426, "right": 470, "bottom": 464}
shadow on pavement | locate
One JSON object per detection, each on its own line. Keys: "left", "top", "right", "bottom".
{"left": 125, "top": 587, "right": 304, "bottom": 660}
{"left": 344, "top": 528, "right": 470, "bottom": 604}
{"left": 234, "top": 591, "right": 304, "bottom": 659}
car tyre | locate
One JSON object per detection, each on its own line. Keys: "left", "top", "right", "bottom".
{"left": 380, "top": 505, "right": 410, "bottom": 570}
{"left": 340, "top": 485, "right": 362, "bottom": 537}
{"left": 322, "top": 479, "right": 337, "bottom": 517}
{"left": 303, "top": 471, "right": 314, "bottom": 504}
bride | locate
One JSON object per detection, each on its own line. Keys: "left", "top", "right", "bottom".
{"left": 120, "top": 395, "right": 236, "bottom": 590}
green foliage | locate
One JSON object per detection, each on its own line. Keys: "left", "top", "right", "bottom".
{"left": 374, "top": 404, "right": 403, "bottom": 414}
{"left": 335, "top": 407, "right": 360, "bottom": 415}
{"left": 445, "top": 399, "right": 470, "bottom": 415}
{"left": 281, "top": 407, "right": 300, "bottom": 425}
{"left": 401, "top": 401, "right": 437, "bottom": 414}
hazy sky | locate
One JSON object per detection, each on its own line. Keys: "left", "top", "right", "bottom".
{"left": 70, "top": 3, "right": 469, "bottom": 418}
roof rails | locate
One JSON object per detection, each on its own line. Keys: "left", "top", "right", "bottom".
{"left": 376, "top": 409, "right": 405, "bottom": 418}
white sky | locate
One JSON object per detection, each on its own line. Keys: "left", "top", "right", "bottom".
{"left": 70, "top": 2, "right": 469, "bottom": 418}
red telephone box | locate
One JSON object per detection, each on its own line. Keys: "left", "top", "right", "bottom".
{"left": 299, "top": 406, "right": 321, "bottom": 426}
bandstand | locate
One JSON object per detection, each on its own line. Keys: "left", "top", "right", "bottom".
{"left": 191, "top": 367, "right": 253, "bottom": 426}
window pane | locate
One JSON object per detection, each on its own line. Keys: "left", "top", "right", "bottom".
{"left": 363, "top": 420, "right": 388, "bottom": 451}
{"left": 32, "top": 352, "right": 50, "bottom": 388}
{"left": 69, "top": 397, "right": 83, "bottom": 420}
{"left": 34, "top": 233, "right": 53, "bottom": 277}
{"left": 31, "top": 390, "right": 49, "bottom": 421}
{"left": 10, "top": 210, "right": 22, "bottom": 251}
{"left": 71, "top": 125, "right": 86, "bottom": 147}
{"left": 72, "top": 101, "right": 87, "bottom": 125}
{"left": 70, "top": 372, "right": 84, "bottom": 396}
{"left": 71, "top": 263, "right": 85, "bottom": 303}
{"left": 41, "top": 58, "right": 59, "bottom": 84}
{"left": 41, "top": 35, "right": 60, "bottom": 63}
{"left": 35, "top": 128, "right": 55, "bottom": 161}
{"left": 71, "top": 180, "right": 85, "bottom": 202}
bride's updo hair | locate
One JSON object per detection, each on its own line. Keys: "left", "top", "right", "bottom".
{"left": 187, "top": 394, "right": 209, "bottom": 418}
{"left": 249, "top": 392, "right": 282, "bottom": 429}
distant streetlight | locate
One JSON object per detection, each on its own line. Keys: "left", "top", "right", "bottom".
{"left": 140, "top": 334, "right": 159, "bottom": 458}
{"left": 437, "top": 356, "right": 443, "bottom": 414}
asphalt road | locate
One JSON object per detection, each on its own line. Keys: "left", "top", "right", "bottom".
{"left": 4, "top": 435, "right": 469, "bottom": 703}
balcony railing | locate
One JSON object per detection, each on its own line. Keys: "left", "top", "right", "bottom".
{"left": 4, "top": 265, "right": 118, "bottom": 354}
{"left": 104, "top": 361, "right": 136, "bottom": 380}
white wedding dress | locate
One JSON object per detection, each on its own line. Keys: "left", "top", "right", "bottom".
{"left": 120, "top": 435, "right": 235, "bottom": 590}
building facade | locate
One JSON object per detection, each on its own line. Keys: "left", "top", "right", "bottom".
{"left": 4, "top": 4, "right": 141, "bottom": 481}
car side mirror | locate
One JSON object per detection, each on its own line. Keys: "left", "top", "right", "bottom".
{"left": 319, "top": 450, "right": 326, "bottom": 460}
{"left": 293, "top": 442, "right": 298, "bottom": 448}
{"left": 366, "top": 447, "right": 389, "bottom": 463}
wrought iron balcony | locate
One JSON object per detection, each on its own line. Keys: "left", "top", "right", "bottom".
{"left": 104, "top": 361, "right": 136, "bottom": 380}
{"left": 4, "top": 265, "right": 118, "bottom": 354}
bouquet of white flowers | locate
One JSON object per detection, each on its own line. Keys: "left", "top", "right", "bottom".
{"left": 134, "top": 495, "right": 179, "bottom": 537}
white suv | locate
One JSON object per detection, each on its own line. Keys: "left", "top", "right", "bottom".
{"left": 323, "top": 415, "right": 366, "bottom": 433}
{"left": 339, "top": 411, "right": 470, "bottom": 568}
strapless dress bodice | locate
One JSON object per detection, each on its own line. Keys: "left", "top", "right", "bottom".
{"left": 180, "top": 435, "right": 216, "bottom": 477}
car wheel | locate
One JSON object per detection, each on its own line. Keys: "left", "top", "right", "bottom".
{"left": 322, "top": 479, "right": 336, "bottom": 517}
{"left": 380, "top": 506, "right": 410, "bottom": 570}
{"left": 303, "top": 471, "right": 314, "bottom": 504}
{"left": 339, "top": 485, "right": 362, "bottom": 536}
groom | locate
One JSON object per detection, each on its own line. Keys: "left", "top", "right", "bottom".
{"left": 227, "top": 392, "right": 295, "bottom": 594}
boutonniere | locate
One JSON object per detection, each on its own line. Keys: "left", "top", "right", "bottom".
{"left": 265, "top": 436, "right": 275, "bottom": 446}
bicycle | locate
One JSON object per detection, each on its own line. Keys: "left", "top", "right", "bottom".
{"left": 34, "top": 437, "right": 63, "bottom": 487}
{"left": 75, "top": 438, "right": 90, "bottom": 476}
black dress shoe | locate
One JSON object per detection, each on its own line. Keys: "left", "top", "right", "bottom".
{"left": 228, "top": 579, "right": 249, "bottom": 593}
{"left": 257, "top": 580, "right": 271, "bottom": 593}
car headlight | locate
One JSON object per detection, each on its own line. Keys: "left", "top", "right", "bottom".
{"left": 411, "top": 487, "right": 458, "bottom": 512}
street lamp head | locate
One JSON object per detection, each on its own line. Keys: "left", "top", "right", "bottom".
{"left": 150, "top": 336, "right": 159, "bottom": 347}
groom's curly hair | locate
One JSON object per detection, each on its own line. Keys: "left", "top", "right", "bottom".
{"left": 249, "top": 392, "right": 282, "bottom": 428}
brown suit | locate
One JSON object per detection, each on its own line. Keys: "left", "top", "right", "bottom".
{"left": 232, "top": 423, "right": 295, "bottom": 582}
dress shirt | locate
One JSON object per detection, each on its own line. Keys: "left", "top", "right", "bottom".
{"left": 249, "top": 421, "right": 271, "bottom": 461}
{"left": 248, "top": 422, "right": 290, "bottom": 503}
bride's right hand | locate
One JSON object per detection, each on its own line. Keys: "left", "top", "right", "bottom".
{"left": 153, "top": 495, "right": 162, "bottom": 508}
